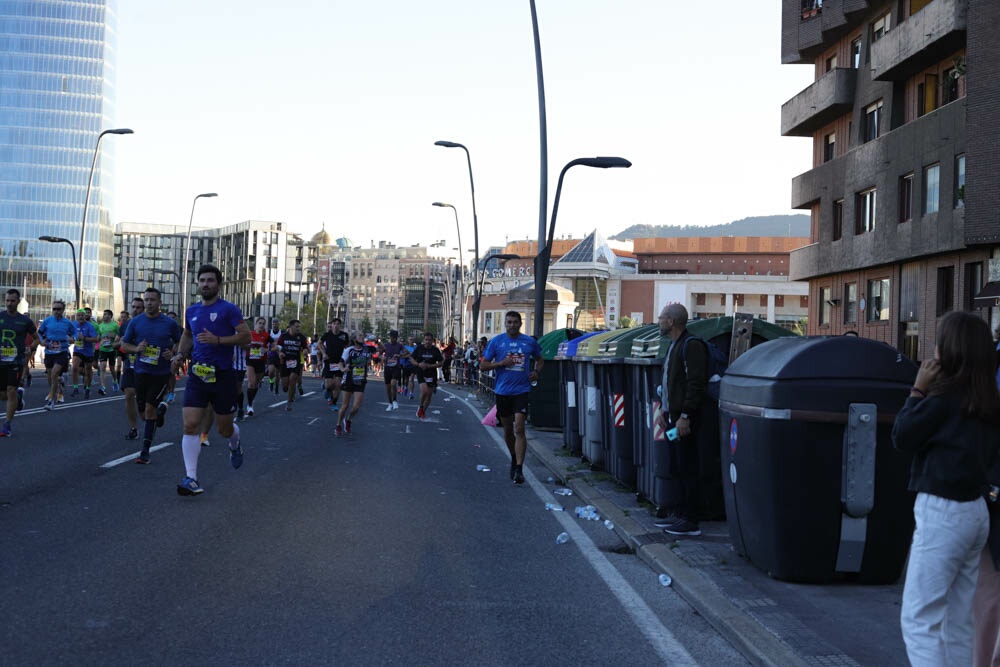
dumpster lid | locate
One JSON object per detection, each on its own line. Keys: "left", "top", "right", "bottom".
{"left": 556, "top": 330, "right": 606, "bottom": 359}
{"left": 724, "top": 335, "right": 918, "bottom": 382}
{"left": 536, "top": 328, "right": 584, "bottom": 360}
{"left": 573, "top": 330, "right": 619, "bottom": 358}
{"left": 595, "top": 324, "right": 660, "bottom": 357}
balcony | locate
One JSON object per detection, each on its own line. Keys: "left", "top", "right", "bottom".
{"left": 781, "top": 67, "right": 857, "bottom": 137}
{"left": 871, "top": 0, "right": 967, "bottom": 81}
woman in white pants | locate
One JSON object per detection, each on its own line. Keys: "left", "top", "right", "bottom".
{"left": 893, "top": 311, "right": 1000, "bottom": 667}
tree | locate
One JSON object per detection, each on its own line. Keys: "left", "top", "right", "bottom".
{"left": 359, "top": 316, "right": 373, "bottom": 336}
{"left": 375, "top": 318, "right": 391, "bottom": 339}
{"left": 617, "top": 315, "right": 636, "bottom": 329}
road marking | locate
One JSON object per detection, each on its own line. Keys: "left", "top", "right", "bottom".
{"left": 15, "top": 387, "right": 186, "bottom": 417}
{"left": 307, "top": 418, "right": 319, "bottom": 425}
{"left": 405, "top": 425, "right": 412, "bottom": 434}
{"left": 100, "top": 441, "right": 175, "bottom": 469}
{"left": 440, "top": 387, "right": 698, "bottom": 666}
{"left": 268, "top": 399, "right": 287, "bottom": 408}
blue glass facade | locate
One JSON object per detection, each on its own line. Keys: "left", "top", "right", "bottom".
{"left": 0, "top": 0, "right": 119, "bottom": 316}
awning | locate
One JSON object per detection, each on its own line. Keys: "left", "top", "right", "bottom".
{"left": 974, "top": 281, "right": 1000, "bottom": 307}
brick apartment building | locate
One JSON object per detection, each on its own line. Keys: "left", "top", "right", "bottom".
{"left": 782, "top": 0, "right": 1000, "bottom": 359}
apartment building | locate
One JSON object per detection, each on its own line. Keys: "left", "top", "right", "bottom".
{"left": 782, "top": 0, "right": 1000, "bottom": 358}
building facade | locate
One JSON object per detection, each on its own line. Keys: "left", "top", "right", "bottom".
{"left": 782, "top": 0, "right": 999, "bottom": 358}
{"left": 1, "top": 0, "right": 122, "bottom": 315}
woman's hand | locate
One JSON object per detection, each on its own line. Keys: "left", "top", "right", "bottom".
{"left": 914, "top": 358, "right": 940, "bottom": 393}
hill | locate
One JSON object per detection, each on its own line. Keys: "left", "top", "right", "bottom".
{"left": 610, "top": 215, "right": 810, "bottom": 240}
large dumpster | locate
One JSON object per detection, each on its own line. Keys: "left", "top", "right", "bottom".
{"left": 719, "top": 335, "right": 916, "bottom": 583}
{"left": 626, "top": 327, "right": 666, "bottom": 505}
{"left": 555, "top": 331, "right": 606, "bottom": 454}
{"left": 573, "top": 330, "right": 620, "bottom": 469}
{"left": 529, "top": 328, "right": 583, "bottom": 429}
{"left": 592, "top": 324, "right": 660, "bottom": 487}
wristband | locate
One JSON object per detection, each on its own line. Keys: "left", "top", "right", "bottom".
{"left": 910, "top": 386, "right": 926, "bottom": 397}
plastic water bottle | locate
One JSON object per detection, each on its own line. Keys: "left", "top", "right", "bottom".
{"left": 476, "top": 464, "right": 491, "bottom": 472}
{"left": 530, "top": 380, "right": 538, "bottom": 388}
{"left": 666, "top": 427, "right": 679, "bottom": 441}
{"left": 544, "top": 502, "right": 564, "bottom": 512}
{"left": 553, "top": 488, "right": 573, "bottom": 497}
{"left": 658, "top": 574, "right": 672, "bottom": 587}
{"left": 604, "top": 519, "right": 614, "bottom": 530}
{"left": 555, "top": 532, "right": 570, "bottom": 544}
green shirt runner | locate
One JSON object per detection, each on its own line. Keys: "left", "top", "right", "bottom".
{"left": 96, "top": 320, "right": 120, "bottom": 352}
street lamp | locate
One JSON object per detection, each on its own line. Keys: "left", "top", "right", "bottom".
{"left": 148, "top": 268, "right": 182, "bottom": 313}
{"left": 38, "top": 236, "right": 80, "bottom": 307}
{"left": 434, "top": 140, "right": 481, "bottom": 342}
{"left": 79, "top": 127, "right": 132, "bottom": 308}
{"left": 532, "top": 156, "right": 631, "bottom": 338}
{"left": 432, "top": 201, "right": 465, "bottom": 344}
{"left": 180, "top": 192, "right": 218, "bottom": 323}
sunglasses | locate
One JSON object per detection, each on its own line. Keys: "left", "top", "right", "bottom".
{"left": 52, "top": 307, "right": 64, "bottom": 311}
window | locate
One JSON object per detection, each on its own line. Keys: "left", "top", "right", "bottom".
{"left": 864, "top": 101, "right": 882, "bottom": 142}
{"left": 955, "top": 154, "right": 966, "bottom": 207}
{"left": 942, "top": 68, "right": 960, "bottom": 105}
{"left": 832, "top": 199, "right": 844, "bottom": 240}
{"left": 819, "top": 286, "right": 832, "bottom": 325}
{"left": 851, "top": 36, "right": 862, "bottom": 68}
{"left": 899, "top": 173, "right": 913, "bottom": 223}
{"left": 826, "top": 54, "right": 837, "bottom": 72}
{"left": 844, "top": 283, "right": 858, "bottom": 324}
{"left": 924, "top": 163, "right": 940, "bottom": 214}
{"left": 823, "top": 133, "right": 836, "bottom": 163}
{"left": 936, "top": 266, "right": 955, "bottom": 316}
{"left": 856, "top": 188, "right": 877, "bottom": 234}
{"left": 965, "top": 262, "right": 984, "bottom": 310}
{"left": 871, "top": 13, "right": 890, "bottom": 42}
{"left": 867, "top": 278, "right": 890, "bottom": 322}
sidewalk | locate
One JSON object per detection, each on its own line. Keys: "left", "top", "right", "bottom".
{"left": 522, "top": 424, "right": 907, "bottom": 667}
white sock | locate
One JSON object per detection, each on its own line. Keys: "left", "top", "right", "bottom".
{"left": 181, "top": 434, "right": 201, "bottom": 479}
{"left": 228, "top": 423, "right": 240, "bottom": 450}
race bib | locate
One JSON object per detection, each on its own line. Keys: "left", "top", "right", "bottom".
{"left": 140, "top": 345, "right": 160, "bottom": 365}
{"left": 387, "top": 358, "right": 398, "bottom": 367}
{"left": 285, "top": 359, "right": 298, "bottom": 369}
{"left": 127, "top": 353, "right": 137, "bottom": 365}
{"left": 249, "top": 346, "right": 263, "bottom": 359}
{"left": 101, "top": 336, "right": 112, "bottom": 346}
{"left": 193, "top": 363, "right": 217, "bottom": 383}
{"left": 352, "top": 365, "right": 365, "bottom": 380}
{"left": 329, "top": 362, "right": 340, "bottom": 372}
{"left": 510, "top": 353, "right": 526, "bottom": 372}
{"left": 0, "top": 345, "right": 16, "bottom": 363}
{"left": 46, "top": 340, "right": 62, "bottom": 352}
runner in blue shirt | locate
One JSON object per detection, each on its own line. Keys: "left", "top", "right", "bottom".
{"left": 70, "top": 308, "right": 99, "bottom": 399}
{"left": 480, "top": 311, "right": 543, "bottom": 485}
{"left": 172, "top": 264, "right": 251, "bottom": 496}
{"left": 38, "top": 299, "right": 76, "bottom": 410}
{"left": 121, "top": 287, "right": 183, "bottom": 464}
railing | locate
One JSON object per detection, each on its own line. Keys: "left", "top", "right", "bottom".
{"left": 801, "top": 0, "right": 822, "bottom": 19}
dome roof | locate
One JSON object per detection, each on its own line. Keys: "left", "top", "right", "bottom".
{"left": 310, "top": 224, "right": 332, "bottom": 246}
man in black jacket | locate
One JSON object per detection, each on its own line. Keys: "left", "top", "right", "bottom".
{"left": 655, "top": 303, "right": 709, "bottom": 536}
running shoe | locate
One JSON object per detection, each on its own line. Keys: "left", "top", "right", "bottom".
{"left": 16, "top": 387, "right": 24, "bottom": 411}
{"left": 345, "top": 419, "right": 352, "bottom": 434}
{"left": 284, "top": 404, "right": 292, "bottom": 412}
{"left": 125, "top": 427, "right": 138, "bottom": 440}
{"left": 84, "top": 386, "right": 90, "bottom": 400}
{"left": 229, "top": 439, "right": 243, "bottom": 469}
{"left": 135, "top": 447, "right": 150, "bottom": 464}
{"left": 330, "top": 403, "right": 338, "bottom": 413}
{"left": 200, "top": 437, "right": 210, "bottom": 447}
{"left": 0, "top": 420, "right": 11, "bottom": 437}
{"left": 44, "top": 399, "right": 54, "bottom": 411}
{"left": 513, "top": 465, "right": 525, "bottom": 485}
{"left": 176, "top": 476, "right": 204, "bottom": 496}
{"left": 297, "top": 384, "right": 304, "bottom": 395}
{"left": 112, "top": 381, "right": 119, "bottom": 392}
{"left": 156, "top": 401, "right": 168, "bottom": 428}
{"left": 386, "top": 403, "right": 393, "bottom": 412}
{"left": 98, "top": 386, "right": 106, "bottom": 396}
{"left": 237, "top": 411, "right": 245, "bottom": 421}
{"left": 57, "top": 395, "right": 64, "bottom": 404}
{"left": 166, "top": 392, "right": 175, "bottom": 404}
{"left": 335, "top": 422, "right": 343, "bottom": 436}
{"left": 417, "top": 407, "right": 426, "bottom": 420}
{"left": 246, "top": 406, "right": 254, "bottom": 417}
{"left": 391, "top": 401, "right": 399, "bottom": 411}
{"left": 71, "top": 387, "right": 79, "bottom": 397}
{"left": 509, "top": 462, "right": 516, "bottom": 481}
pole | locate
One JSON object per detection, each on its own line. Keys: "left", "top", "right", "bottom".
{"left": 68, "top": 242, "right": 80, "bottom": 309}
{"left": 529, "top": 0, "right": 549, "bottom": 339}
{"left": 180, "top": 192, "right": 217, "bottom": 327}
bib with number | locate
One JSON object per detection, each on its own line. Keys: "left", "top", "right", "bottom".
{"left": 510, "top": 353, "right": 526, "bottom": 372}
{"left": 0, "top": 345, "right": 16, "bottom": 363}
{"left": 46, "top": 340, "right": 62, "bottom": 352}
{"left": 193, "top": 363, "right": 217, "bottom": 383}
{"left": 387, "top": 358, "right": 398, "bottom": 367}
{"left": 352, "top": 365, "right": 366, "bottom": 380}
{"left": 249, "top": 346, "right": 264, "bottom": 360}
{"left": 329, "top": 362, "right": 340, "bottom": 372}
{"left": 285, "top": 358, "right": 298, "bottom": 369}
{"left": 140, "top": 345, "right": 160, "bottom": 365}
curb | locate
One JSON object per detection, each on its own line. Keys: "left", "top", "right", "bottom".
{"left": 528, "top": 437, "right": 809, "bottom": 667}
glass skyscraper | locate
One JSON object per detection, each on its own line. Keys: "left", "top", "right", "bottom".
{"left": 0, "top": 0, "right": 120, "bottom": 316}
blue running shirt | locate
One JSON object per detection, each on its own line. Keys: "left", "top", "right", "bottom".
{"left": 185, "top": 299, "right": 245, "bottom": 370}
{"left": 38, "top": 316, "right": 76, "bottom": 355}
{"left": 122, "top": 313, "right": 182, "bottom": 375}
{"left": 483, "top": 333, "right": 541, "bottom": 397}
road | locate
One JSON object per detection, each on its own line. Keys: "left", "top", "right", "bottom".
{"left": 0, "top": 372, "right": 748, "bottom": 666}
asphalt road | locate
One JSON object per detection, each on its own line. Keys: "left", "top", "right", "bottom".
{"left": 1, "top": 371, "right": 748, "bottom": 666}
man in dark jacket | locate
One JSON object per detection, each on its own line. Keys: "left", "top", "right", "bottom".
{"left": 655, "top": 303, "right": 709, "bottom": 536}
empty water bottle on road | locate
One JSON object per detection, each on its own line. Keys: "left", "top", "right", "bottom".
{"left": 604, "top": 519, "right": 614, "bottom": 530}
{"left": 555, "top": 532, "right": 570, "bottom": 544}
{"left": 553, "top": 488, "right": 573, "bottom": 497}
{"left": 659, "top": 574, "right": 672, "bottom": 587}
{"left": 476, "top": 464, "right": 491, "bottom": 472}
{"left": 544, "top": 502, "right": 564, "bottom": 512}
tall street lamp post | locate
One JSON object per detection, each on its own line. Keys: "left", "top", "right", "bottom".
{"left": 79, "top": 127, "right": 133, "bottom": 308}
{"left": 432, "top": 202, "right": 465, "bottom": 344}
{"left": 38, "top": 236, "right": 80, "bottom": 308}
{"left": 148, "top": 268, "right": 182, "bottom": 314}
{"left": 434, "top": 140, "right": 481, "bottom": 342}
{"left": 180, "top": 192, "right": 218, "bottom": 324}
{"left": 532, "top": 156, "right": 631, "bottom": 338}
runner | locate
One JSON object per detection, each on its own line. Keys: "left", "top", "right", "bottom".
{"left": 232, "top": 334, "right": 248, "bottom": 421}
{"left": 95, "top": 309, "right": 120, "bottom": 395}
{"left": 319, "top": 318, "right": 349, "bottom": 414}
{"left": 412, "top": 331, "right": 443, "bottom": 420}
{"left": 267, "top": 318, "right": 283, "bottom": 394}
{"left": 245, "top": 317, "right": 269, "bottom": 417}
{"left": 164, "top": 311, "right": 180, "bottom": 403}
{"left": 277, "top": 319, "right": 307, "bottom": 411}
{"left": 400, "top": 335, "right": 417, "bottom": 399}
{"left": 70, "top": 308, "right": 99, "bottom": 399}
{"left": 119, "top": 297, "right": 145, "bottom": 439}
{"left": 337, "top": 331, "right": 370, "bottom": 436}
{"left": 381, "top": 329, "right": 406, "bottom": 412}
{"left": 172, "top": 264, "right": 251, "bottom": 496}
{"left": 38, "top": 300, "right": 74, "bottom": 410}
{"left": 120, "top": 287, "right": 182, "bottom": 464}
{"left": 0, "top": 288, "right": 37, "bottom": 436}
{"left": 116, "top": 309, "right": 132, "bottom": 390}
{"left": 309, "top": 337, "right": 320, "bottom": 377}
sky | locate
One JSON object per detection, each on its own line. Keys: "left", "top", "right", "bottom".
{"left": 114, "top": 1, "right": 815, "bottom": 257}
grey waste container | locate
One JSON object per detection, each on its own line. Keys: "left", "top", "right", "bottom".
{"left": 719, "top": 335, "right": 917, "bottom": 583}
{"left": 573, "top": 331, "right": 618, "bottom": 469}
{"left": 556, "top": 332, "right": 606, "bottom": 455}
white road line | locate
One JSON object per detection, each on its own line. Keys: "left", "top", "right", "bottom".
{"left": 268, "top": 399, "right": 288, "bottom": 408}
{"left": 302, "top": 391, "right": 316, "bottom": 398}
{"left": 441, "top": 387, "right": 698, "bottom": 666}
{"left": 307, "top": 418, "right": 319, "bottom": 425}
{"left": 14, "top": 387, "right": 186, "bottom": 417}
{"left": 100, "top": 441, "right": 175, "bottom": 469}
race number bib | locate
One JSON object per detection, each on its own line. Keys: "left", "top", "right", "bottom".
{"left": 329, "top": 362, "right": 340, "bottom": 372}
{"left": 249, "top": 346, "right": 263, "bottom": 360}
{"left": 193, "top": 363, "right": 217, "bottom": 383}
{"left": 285, "top": 359, "right": 298, "bottom": 369}
{"left": 510, "top": 353, "right": 526, "bottom": 372}
{"left": 46, "top": 340, "right": 62, "bottom": 352}
{"left": 387, "top": 358, "right": 398, "bottom": 367}
{"left": 127, "top": 353, "right": 137, "bottom": 365}
{"left": 0, "top": 345, "right": 16, "bottom": 363}
{"left": 140, "top": 346, "right": 160, "bottom": 365}
{"left": 352, "top": 365, "right": 365, "bottom": 380}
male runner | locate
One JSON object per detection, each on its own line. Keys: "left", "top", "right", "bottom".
{"left": 95, "top": 309, "right": 120, "bottom": 394}
{"left": 381, "top": 329, "right": 406, "bottom": 411}
{"left": 119, "top": 297, "right": 145, "bottom": 439}
{"left": 412, "top": 332, "right": 443, "bottom": 420}
{"left": 319, "top": 318, "right": 349, "bottom": 413}
{"left": 245, "top": 317, "right": 269, "bottom": 416}
{"left": 116, "top": 309, "right": 132, "bottom": 389}
{"left": 337, "top": 331, "right": 370, "bottom": 436}
{"left": 277, "top": 319, "right": 307, "bottom": 411}
{"left": 232, "top": 334, "right": 248, "bottom": 421}
{"left": 172, "top": 264, "right": 251, "bottom": 496}
{"left": 0, "top": 288, "right": 37, "bottom": 436}
{"left": 70, "top": 309, "right": 99, "bottom": 398}
{"left": 267, "top": 318, "right": 283, "bottom": 394}
{"left": 400, "top": 336, "right": 417, "bottom": 399}
{"left": 121, "top": 287, "right": 182, "bottom": 464}
{"left": 480, "top": 311, "right": 543, "bottom": 485}
{"left": 38, "top": 300, "right": 75, "bottom": 410}
{"left": 164, "top": 311, "right": 181, "bottom": 403}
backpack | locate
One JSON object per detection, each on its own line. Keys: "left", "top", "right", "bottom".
{"left": 680, "top": 335, "right": 728, "bottom": 382}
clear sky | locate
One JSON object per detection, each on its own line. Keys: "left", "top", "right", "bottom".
{"left": 115, "top": 1, "right": 815, "bottom": 255}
